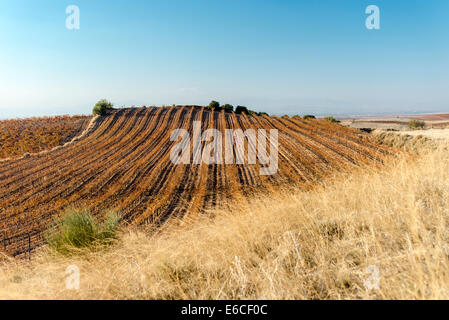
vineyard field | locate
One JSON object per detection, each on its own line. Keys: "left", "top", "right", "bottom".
{"left": 0, "top": 106, "right": 391, "bottom": 257}
{"left": 0, "top": 115, "right": 92, "bottom": 160}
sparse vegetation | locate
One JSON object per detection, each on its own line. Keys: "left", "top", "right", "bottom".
{"left": 408, "top": 119, "right": 425, "bottom": 130}
{"left": 92, "top": 99, "right": 114, "bottom": 116}
{"left": 45, "top": 209, "right": 120, "bottom": 255}
{"left": 206, "top": 103, "right": 259, "bottom": 116}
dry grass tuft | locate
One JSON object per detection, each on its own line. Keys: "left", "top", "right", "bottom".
{"left": 1, "top": 143, "right": 449, "bottom": 299}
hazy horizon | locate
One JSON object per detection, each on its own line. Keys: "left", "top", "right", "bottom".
{"left": 1, "top": 0, "right": 448, "bottom": 119}
{"left": 2, "top": 104, "right": 449, "bottom": 121}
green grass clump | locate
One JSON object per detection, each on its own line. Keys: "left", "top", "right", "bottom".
{"left": 92, "top": 99, "right": 113, "bottom": 116}
{"left": 46, "top": 209, "right": 120, "bottom": 255}
{"left": 408, "top": 119, "right": 425, "bottom": 130}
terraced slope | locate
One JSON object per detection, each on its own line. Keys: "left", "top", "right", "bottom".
{"left": 0, "top": 106, "right": 391, "bottom": 257}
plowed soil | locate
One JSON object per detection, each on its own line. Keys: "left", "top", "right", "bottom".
{"left": 0, "top": 106, "right": 391, "bottom": 257}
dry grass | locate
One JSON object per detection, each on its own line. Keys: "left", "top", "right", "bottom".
{"left": 372, "top": 130, "right": 441, "bottom": 152}
{"left": 1, "top": 143, "right": 449, "bottom": 299}
{"left": 398, "top": 129, "right": 449, "bottom": 141}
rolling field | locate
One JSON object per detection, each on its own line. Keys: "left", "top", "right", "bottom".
{"left": 1, "top": 138, "right": 447, "bottom": 299}
{"left": 0, "top": 115, "right": 92, "bottom": 160}
{"left": 0, "top": 106, "right": 391, "bottom": 257}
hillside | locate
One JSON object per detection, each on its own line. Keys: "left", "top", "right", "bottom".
{"left": 0, "top": 115, "right": 92, "bottom": 160}
{"left": 0, "top": 106, "right": 391, "bottom": 257}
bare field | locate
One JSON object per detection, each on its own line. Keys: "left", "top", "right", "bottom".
{"left": 0, "top": 115, "right": 92, "bottom": 160}
{"left": 411, "top": 113, "right": 449, "bottom": 121}
{"left": 340, "top": 112, "right": 449, "bottom": 131}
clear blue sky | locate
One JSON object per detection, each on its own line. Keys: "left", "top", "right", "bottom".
{"left": 0, "top": 0, "right": 448, "bottom": 118}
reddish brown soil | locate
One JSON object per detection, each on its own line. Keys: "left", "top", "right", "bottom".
{"left": 411, "top": 113, "right": 449, "bottom": 121}
{"left": 0, "top": 116, "right": 92, "bottom": 160}
{"left": 0, "top": 106, "right": 392, "bottom": 257}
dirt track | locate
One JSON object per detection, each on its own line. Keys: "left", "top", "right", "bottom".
{"left": 0, "top": 106, "right": 391, "bottom": 257}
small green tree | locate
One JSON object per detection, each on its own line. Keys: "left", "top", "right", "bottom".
{"left": 222, "top": 104, "right": 234, "bottom": 112}
{"left": 208, "top": 100, "right": 220, "bottom": 109}
{"left": 93, "top": 99, "right": 113, "bottom": 116}
{"left": 303, "top": 114, "right": 316, "bottom": 120}
{"left": 324, "top": 116, "right": 339, "bottom": 123}
{"left": 235, "top": 106, "right": 249, "bottom": 114}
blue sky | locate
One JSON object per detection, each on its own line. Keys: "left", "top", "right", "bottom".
{"left": 0, "top": 0, "right": 448, "bottom": 119}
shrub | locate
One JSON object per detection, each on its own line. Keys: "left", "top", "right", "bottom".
{"left": 248, "top": 110, "right": 257, "bottom": 115}
{"left": 235, "top": 106, "right": 249, "bottom": 114}
{"left": 408, "top": 120, "right": 425, "bottom": 130}
{"left": 46, "top": 208, "right": 120, "bottom": 255}
{"left": 258, "top": 112, "right": 269, "bottom": 117}
{"left": 92, "top": 99, "right": 113, "bottom": 116}
{"left": 208, "top": 100, "right": 220, "bottom": 110}
{"left": 324, "top": 116, "right": 339, "bottom": 123}
{"left": 222, "top": 104, "right": 234, "bottom": 112}
{"left": 303, "top": 115, "right": 316, "bottom": 120}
